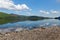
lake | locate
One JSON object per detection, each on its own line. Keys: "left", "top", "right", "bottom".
{"left": 0, "top": 19, "right": 60, "bottom": 32}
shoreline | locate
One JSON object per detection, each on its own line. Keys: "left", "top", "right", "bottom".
{"left": 0, "top": 26, "right": 60, "bottom": 40}
{"left": 0, "top": 25, "right": 59, "bottom": 33}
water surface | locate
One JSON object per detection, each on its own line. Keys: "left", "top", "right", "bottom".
{"left": 0, "top": 19, "right": 60, "bottom": 32}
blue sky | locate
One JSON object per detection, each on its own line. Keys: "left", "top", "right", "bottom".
{"left": 0, "top": 0, "right": 60, "bottom": 17}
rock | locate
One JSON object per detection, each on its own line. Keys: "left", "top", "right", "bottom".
{"left": 0, "top": 26, "right": 60, "bottom": 40}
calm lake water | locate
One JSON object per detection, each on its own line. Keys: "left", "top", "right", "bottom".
{"left": 0, "top": 19, "right": 60, "bottom": 32}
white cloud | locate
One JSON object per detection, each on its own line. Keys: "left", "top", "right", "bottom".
{"left": 50, "top": 10, "right": 59, "bottom": 14}
{"left": 40, "top": 10, "right": 59, "bottom": 14}
{"left": 0, "top": 0, "right": 30, "bottom": 11}
{"left": 40, "top": 10, "right": 50, "bottom": 14}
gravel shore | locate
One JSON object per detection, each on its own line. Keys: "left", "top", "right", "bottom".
{"left": 0, "top": 26, "right": 60, "bottom": 40}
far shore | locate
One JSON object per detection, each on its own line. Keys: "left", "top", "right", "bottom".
{"left": 0, "top": 26, "right": 60, "bottom": 40}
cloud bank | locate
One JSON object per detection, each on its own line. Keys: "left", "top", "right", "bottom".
{"left": 40, "top": 10, "right": 59, "bottom": 14}
{"left": 50, "top": 10, "right": 59, "bottom": 14}
{"left": 0, "top": 0, "right": 30, "bottom": 11}
{"left": 40, "top": 10, "right": 49, "bottom": 14}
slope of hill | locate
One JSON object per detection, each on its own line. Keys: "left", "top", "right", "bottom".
{"left": 0, "top": 12, "right": 27, "bottom": 20}
{"left": 0, "top": 12, "right": 52, "bottom": 24}
{"left": 0, "top": 12, "right": 11, "bottom": 18}
{"left": 0, "top": 12, "right": 51, "bottom": 20}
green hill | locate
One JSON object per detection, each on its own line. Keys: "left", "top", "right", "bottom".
{"left": 0, "top": 12, "right": 51, "bottom": 20}
{"left": 0, "top": 12, "right": 52, "bottom": 24}
{"left": 0, "top": 12, "right": 28, "bottom": 21}
{"left": 0, "top": 12, "right": 11, "bottom": 18}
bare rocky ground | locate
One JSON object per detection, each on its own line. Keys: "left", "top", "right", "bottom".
{"left": 0, "top": 26, "right": 60, "bottom": 40}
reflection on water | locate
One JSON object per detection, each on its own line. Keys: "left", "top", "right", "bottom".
{"left": 0, "top": 19, "right": 60, "bottom": 32}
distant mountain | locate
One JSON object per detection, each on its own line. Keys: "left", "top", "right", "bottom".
{"left": 0, "top": 12, "right": 51, "bottom": 21}
{"left": 55, "top": 17, "right": 60, "bottom": 19}
{"left": 28, "top": 16, "right": 50, "bottom": 21}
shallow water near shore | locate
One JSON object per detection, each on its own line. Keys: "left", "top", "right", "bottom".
{"left": 0, "top": 19, "right": 60, "bottom": 32}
